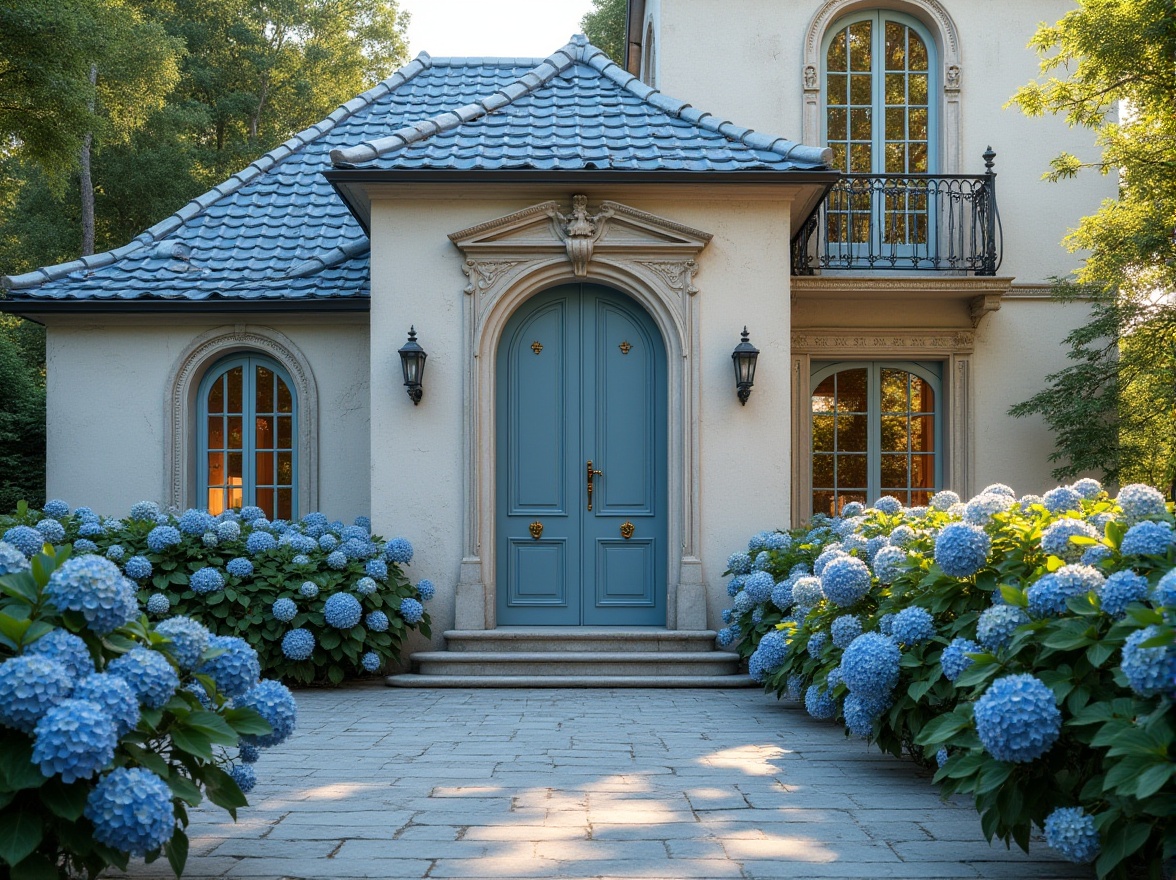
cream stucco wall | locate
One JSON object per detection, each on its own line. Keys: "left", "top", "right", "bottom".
{"left": 368, "top": 189, "right": 797, "bottom": 644}
{"left": 650, "top": 0, "right": 1113, "bottom": 283}
{"left": 42, "top": 316, "right": 371, "bottom": 519}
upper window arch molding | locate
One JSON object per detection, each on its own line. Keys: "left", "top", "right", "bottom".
{"left": 802, "top": 0, "right": 961, "bottom": 173}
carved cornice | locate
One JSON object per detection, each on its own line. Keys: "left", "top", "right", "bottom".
{"left": 792, "top": 329, "right": 975, "bottom": 354}
{"left": 791, "top": 275, "right": 1012, "bottom": 295}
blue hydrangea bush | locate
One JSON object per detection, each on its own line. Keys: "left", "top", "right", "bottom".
{"left": 722, "top": 485, "right": 1174, "bottom": 879}
{"left": 1, "top": 501, "right": 433, "bottom": 685}
{"left": 0, "top": 541, "right": 293, "bottom": 878}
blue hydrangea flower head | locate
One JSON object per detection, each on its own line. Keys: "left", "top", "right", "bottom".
{"left": 326, "top": 550, "right": 347, "bottom": 570}
{"left": 25, "top": 628, "right": 94, "bottom": 679}
{"left": 877, "top": 613, "right": 894, "bottom": 636}
{"left": 1069, "top": 478, "right": 1103, "bottom": 500}
{"left": 340, "top": 537, "right": 369, "bottom": 560}
{"left": 239, "top": 506, "right": 265, "bottom": 522}
{"left": 770, "top": 581, "right": 793, "bottom": 611}
{"left": 873, "top": 496, "right": 903, "bottom": 515}
{"left": 872, "top": 546, "right": 908, "bottom": 584}
{"left": 751, "top": 607, "right": 764, "bottom": 624}
{"left": 46, "top": 555, "right": 138, "bottom": 635}
{"left": 940, "top": 638, "right": 981, "bottom": 683}
{"left": 963, "top": 493, "right": 1014, "bottom": 526}
{"left": 791, "top": 576, "right": 824, "bottom": 610}
{"left": 365, "top": 611, "right": 390, "bottom": 633}
{"left": 1154, "top": 569, "right": 1176, "bottom": 610}
{"left": 974, "top": 674, "right": 1061, "bottom": 763}
{"left": 830, "top": 615, "right": 862, "bottom": 648}
{"left": 934, "top": 522, "right": 991, "bottom": 578}
{"left": 1081, "top": 544, "right": 1112, "bottom": 566}
{"left": 272, "top": 598, "right": 297, "bottom": 622}
{"left": 85, "top": 767, "right": 175, "bottom": 856}
{"left": 842, "top": 693, "right": 877, "bottom": 738}
{"left": 936, "top": 747, "right": 949, "bottom": 768}
{"left": 245, "top": 531, "right": 277, "bottom": 555}
{"left": 840, "top": 632, "right": 900, "bottom": 695}
{"left": 726, "top": 575, "right": 744, "bottom": 598}
{"left": 1116, "top": 483, "right": 1167, "bottom": 524}
{"left": 400, "top": 597, "right": 425, "bottom": 625}
{"left": 977, "top": 605, "right": 1030, "bottom": 651}
{"left": 178, "top": 508, "right": 214, "bottom": 536}
{"left": 365, "top": 558, "right": 388, "bottom": 582}
{"left": 216, "top": 520, "right": 241, "bottom": 542}
{"left": 42, "top": 499, "right": 70, "bottom": 518}
{"left": 1120, "top": 520, "right": 1174, "bottom": 556}
{"left": 1120, "top": 625, "right": 1176, "bottom": 698}
{"left": 291, "top": 553, "right": 311, "bottom": 567}
{"left": 750, "top": 551, "right": 771, "bottom": 572}
{"left": 226, "top": 557, "right": 254, "bottom": 578}
{"left": 820, "top": 555, "right": 871, "bottom": 607}
{"left": 865, "top": 535, "right": 888, "bottom": 562}
{"left": 930, "top": 490, "right": 960, "bottom": 511}
{"left": 355, "top": 576, "right": 378, "bottom": 597}
{"left": 146, "top": 593, "right": 171, "bottom": 617}
{"left": 417, "top": 579, "right": 436, "bottom": 601}
{"left": 124, "top": 555, "right": 152, "bottom": 580}
{"left": 73, "top": 538, "right": 99, "bottom": 554}
{"left": 287, "top": 534, "right": 317, "bottom": 554}
{"left": 72, "top": 507, "right": 95, "bottom": 521}
{"left": 841, "top": 533, "right": 868, "bottom": 555}
{"left": 324, "top": 592, "right": 363, "bottom": 628}
{"left": 32, "top": 698, "right": 117, "bottom": 783}
{"left": 726, "top": 551, "right": 752, "bottom": 575}
{"left": 716, "top": 626, "right": 738, "bottom": 648}
{"left": 981, "top": 483, "right": 1016, "bottom": 499}
{"left": 361, "top": 651, "right": 382, "bottom": 673}
{"left": 146, "top": 525, "right": 182, "bottom": 553}
{"left": 1019, "top": 494, "right": 1043, "bottom": 510}
{"left": 73, "top": 673, "right": 139, "bottom": 736}
{"left": 806, "top": 630, "right": 828, "bottom": 656}
{"left": 840, "top": 501, "right": 865, "bottom": 517}
{"left": 385, "top": 536, "right": 413, "bottom": 564}
{"left": 0, "top": 540, "right": 31, "bottom": 576}
{"left": 340, "top": 525, "right": 369, "bottom": 542}
{"left": 107, "top": 647, "right": 179, "bottom": 709}
{"left": 4, "top": 525, "right": 44, "bottom": 558}
{"left": 129, "top": 501, "right": 160, "bottom": 521}
{"left": 1099, "top": 571, "right": 1149, "bottom": 618}
{"left": 804, "top": 684, "right": 838, "bottom": 720}
{"left": 77, "top": 521, "right": 105, "bottom": 538}
{"left": 1044, "top": 807, "right": 1100, "bottom": 864}
{"left": 199, "top": 635, "right": 260, "bottom": 698}
{"left": 888, "top": 525, "right": 916, "bottom": 548}
{"left": 813, "top": 546, "right": 847, "bottom": 577}
{"left": 765, "top": 532, "right": 791, "bottom": 552}
{"left": 1029, "top": 565, "right": 1105, "bottom": 618}
{"left": 298, "top": 581, "right": 319, "bottom": 599}
{"left": 1042, "top": 486, "right": 1083, "bottom": 514}
{"left": 747, "top": 530, "right": 771, "bottom": 552}
{"left": 281, "top": 628, "right": 315, "bottom": 660}
{"left": 35, "top": 518, "right": 66, "bottom": 544}
{"left": 230, "top": 763, "right": 257, "bottom": 794}
{"left": 318, "top": 534, "right": 338, "bottom": 552}
{"left": 189, "top": 567, "right": 225, "bottom": 595}
{"left": 748, "top": 630, "right": 788, "bottom": 682}
{"left": 238, "top": 742, "right": 260, "bottom": 764}
{"left": 889, "top": 607, "right": 936, "bottom": 644}
{"left": 105, "top": 544, "right": 125, "bottom": 562}
{"left": 0, "top": 655, "right": 73, "bottom": 733}
{"left": 353, "top": 515, "right": 371, "bottom": 531}
{"left": 239, "top": 679, "right": 297, "bottom": 747}
{"left": 1040, "top": 518, "right": 1099, "bottom": 562}
{"left": 742, "top": 571, "right": 773, "bottom": 605}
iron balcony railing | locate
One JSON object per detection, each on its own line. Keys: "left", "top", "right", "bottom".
{"left": 792, "top": 148, "right": 1002, "bottom": 276}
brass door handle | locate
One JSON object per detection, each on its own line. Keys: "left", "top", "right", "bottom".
{"left": 586, "top": 460, "right": 603, "bottom": 510}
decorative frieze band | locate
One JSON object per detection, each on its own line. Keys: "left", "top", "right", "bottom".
{"left": 791, "top": 330, "right": 975, "bottom": 353}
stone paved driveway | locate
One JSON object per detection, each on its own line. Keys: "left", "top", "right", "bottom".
{"left": 113, "top": 686, "right": 1088, "bottom": 880}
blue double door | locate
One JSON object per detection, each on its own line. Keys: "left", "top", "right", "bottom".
{"left": 496, "top": 284, "right": 667, "bottom": 626}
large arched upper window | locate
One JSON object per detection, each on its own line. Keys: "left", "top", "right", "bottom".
{"left": 823, "top": 11, "right": 937, "bottom": 176}
{"left": 810, "top": 361, "right": 941, "bottom": 515}
{"left": 198, "top": 355, "right": 298, "bottom": 519}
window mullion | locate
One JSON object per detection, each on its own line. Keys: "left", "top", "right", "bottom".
{"left": 242, "top": 358, "right": 255, "bottom": 510}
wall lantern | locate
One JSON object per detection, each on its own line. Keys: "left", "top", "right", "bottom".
{"left": 731, "top": 326, "right": 759, "bottom": 406}
{"left": 398, "top": 326, "right": 427, "bottom": 405}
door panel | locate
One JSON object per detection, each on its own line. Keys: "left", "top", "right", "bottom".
{"left": 496, "top": 284, "right": 666, "bottom": 626}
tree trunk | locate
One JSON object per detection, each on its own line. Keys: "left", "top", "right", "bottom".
{"left": 79, "top": 63, "right": 97, "bottom": 257}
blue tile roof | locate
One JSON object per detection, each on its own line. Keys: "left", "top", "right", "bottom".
{"left": 2, "top": 37, "right": 829, "bottom": 304}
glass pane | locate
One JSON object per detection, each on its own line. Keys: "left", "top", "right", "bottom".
{"left": 910, "top": 141, "right": 927, "bottom": 173}
{"left": 255, "top": 416, "right": 274, "bottom": 447}
{"left": 837, "top": 492, "right": 867, "bottom": 512}
{"left": 208, "top": 376, "right": 224, "bottom": 414}
{"left": 885, "top": 21, "right": 905, "bottom": 70}
{"left": 912, "top": 376, "right": 935, "bottom": 412}
{"left": 208, "top": 417, "right": 224, "bottom": 448}
{"left": 278, "top": 489, "right": 293, "bottom": 521}
{"left": 277, "top": 416, "right": 292, "bottom": 448}
{"left": 885, "top": 142, "right": 907, "bottom": 173}
{"left": 256, "top": 488, "right": 274, "bottom": 519}
{"left": 813, "top": 491, "right": 836, "bottom": 518}
{"left": 831, "top": 142, "right": 847, "bottom": 170}
{"left": 881, "top": 415, "right": 910, "bottom": 452}
{"left": 909, "top": 108, "right": 928, "bottom": 140}
{"left": 227, "top": 417, "right": 243, "bottom": 450}
{"left": 827, "top": 74, "right": 847, "bottom": 105}
{"left": 208, "top": 452, "right": 224, "bottom": 483}
{"left": 827, "top": 29, "right": 847, "bottom": 72}
{"left": 909, "top": 73, "right": 927, "bottom": 104}
{"left": 226, "top": 367, "right": 243, "bottom": 413}
{"left": 885, "top": 73, "right": 904, "bottom": 104}
{"left": 881, "top": 370, "right": 909, "bottom": 411}
{"left": 850, "top": 142, "right": 871, "bottom": 172}
{"left": 257, "top": 366, "right": 274, "bottom": 413}
{"left": 849, "top": 21, "right": 872, "bottom": 71}
{"left": 813, "top": 415, "right": 835, "bottom": 452}
{"left": 256, "top": 451, "right": 274, "bottom": 484}
{"left": 277, "top": 377, "right": 292, "bottom": 413}
{"left": 828, "top": 108, "right": 847, "bottom": 140}
{"left": 837, "top": 369, "right": 868, "bottom": 412}
{"left": 813, "top": 376, "right": 836, "bottom": 412}
{"left": 850, "top": 74, "right": 872, "bottom": 105}
{"left": 911, "top": 489, "right": 933, "bottom": 506}
{"left": 912, "top": 454, "right": 935, "bottom": 489}
{"left": 914, "top": 414, "right": 936, "bottom": 453}
{"left": 849, "top": 108, "right": 872, "bottom": 141}
{"left": 881, "top": 454, "right": 910, "bottom": 488}
{"left": 207, "top": 488, "right": 225, "bottom": 516}
{"left": 909, "top": 31, "right": 928, "bottom": 70}
{"left": 836, "top": 415, "right": 867, "bottom": 452}
{"left": 228, "top": 452, "right": 243, "bottom": 481}
{"left": 277, "top": 452, "right": 293, "bottom": 485}
{"left": 813, "top": 454, "right": 835, "bottom": 487}
{"left": 229, "top": 486, "right": 243, "bottom": 509}
{"left": 838, "top": 454, "right": 867, "bottom": 486}
{"left": 886, "top": 108, "right": 905, "bottom": 140}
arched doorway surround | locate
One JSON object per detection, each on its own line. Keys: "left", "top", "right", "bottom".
{"left": 449, "top": 197, "right": 713, "bottom": 630}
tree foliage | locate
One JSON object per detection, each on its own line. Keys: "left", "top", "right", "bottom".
{"left": 1008, "top": 0, "right": 1176, "bottom": 491}
{"left": 580, "top": 0, "right": 627, "bottom": 63}
{"left": 0, "top": 317, "right": 45, "bottom": 511}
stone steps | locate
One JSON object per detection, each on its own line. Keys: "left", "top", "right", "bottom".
{"left": 385, "top": 628, "right": 752, "bottom": 688}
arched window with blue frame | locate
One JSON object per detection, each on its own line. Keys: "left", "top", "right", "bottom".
{"left": 198, "top": 355, "right": 298, "bottom": 519}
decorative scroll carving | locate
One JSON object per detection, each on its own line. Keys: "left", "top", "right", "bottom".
{"left": 791, "top": 331, "right": 975, "bottom": 353}
{"left": 969, "top": 293, "right": 1002, "bottom": 326}
{"left": 462, "top": 259, "right": 523, "bottom": 295}
{"left": 554, "top": 195, "right": 611, "bottom": 276}
{"left": 636, "top": 260, "right": 699, "bottom": 296}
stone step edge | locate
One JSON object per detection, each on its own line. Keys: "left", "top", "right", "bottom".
{"left": 386, "top": 673, "right": 755, "bottom": 688}
{"left": 411, "top": 651, "right": 738, "bottom": 662}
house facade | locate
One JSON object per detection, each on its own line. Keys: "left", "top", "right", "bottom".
{"left": 0, "top": 1, "right": 1111, "bottom": 671}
